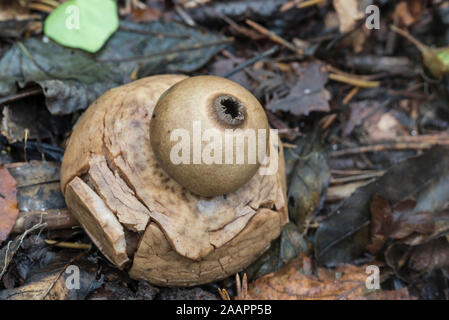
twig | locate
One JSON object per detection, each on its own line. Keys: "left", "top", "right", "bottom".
{"left": 245, "top": 19, "right": 303, "bottom": 56}
{"left": 218, "top": 288, "right": 231, "bottom": 300}
{"left": 296, "top": 0, "right": 326, "bottom": 9}
{"left": 390, "top": 25, "right": 429, "bottom": 54}
{"left": 13, "top": 209, "right": 79, "bottom": 233}
{"left": 331, "top": 141, "right": 449, "bottom": 158}
{"left": 282, "top": 142, "right": 297, "bottom": 149}
{"left": 320, "top": 113, "right": 338, "bottom": 130}
{"left": 44, "top": 240, "right": 92, "bottom": 250}
{"left": 222, "top": 46, "right": 279, "bottom": 78}
{"left": 280, "top": 0, "right": 302, "bottom": 11}
{"left": 328, "top": 73, "right": 380, "bottom": 88}
{"left": 331, "top": 171, "right": 385, "bottom": 184}
{"left": 41, "top": 252, "right": 87, "bottom": 299}
{"left": 0, "top": 222, "right": 47, "bottom": 279}
{"left": 174, "top": 5, "right": 197, "bottom": 27}
{"left": 28, "top": 3, "right": 54, "bottom": 13}
{"left": 0, "top": 88, "right": 42, "bottom": 106}
{"left": 33, "top": 0, "right": 59, "bottom": 8}
{"left": 343, "top": 87, "right": 360, "bottom": 104}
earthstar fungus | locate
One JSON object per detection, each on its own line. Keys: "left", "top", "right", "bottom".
{"left": 60, "top": 75, "right": 288, "bottom": 286}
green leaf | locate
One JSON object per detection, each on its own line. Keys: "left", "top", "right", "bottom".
{"left": 44, "top": 0, "right": 119, "bottom": 53}
{"left": 437, "top": 49, "right": 449, "bottom": 66}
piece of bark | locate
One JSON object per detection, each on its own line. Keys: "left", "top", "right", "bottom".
{"left": 12, "top": 208, "right": 79, "bottom": 233}
{"left": 6, "top": 161, "right": 79, "bottom": 233}
{"left": 65, "top": 177, "right": 129, "bottom": 269}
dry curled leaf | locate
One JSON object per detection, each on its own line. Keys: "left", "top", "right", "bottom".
{"left": 409, "top": 238, "right": 449, "bottom": 272}
{"left": 238, "top": 255, "right": 410, "bottom": 300}
{"left": 0, "top": 252, "right": 99, "bottom": 300}
{"left": 367, "top": 195, "right": 435, "bottom": 255}
{"left": 0, "top": 166, "right": 19, "bottom": 243}
{"left": 333, "top": 0, "right": 365, "bottom": 33}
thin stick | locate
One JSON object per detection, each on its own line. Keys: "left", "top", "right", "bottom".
{"left": 329, "top": 73, "right": 380, "bottom": 88}
{"left": 245, "top": 19, "right": 303, "bottom": 56}
{"left": 282, "top": 142, "right": 297, "bottom": 149}
{"left": 222, "top": 46, "right": 279, "bottom": 78}
{"left": 331, "top": 169, "right": 382, "bottom": 175}
{"left": 296, "top": 0, "right": 326, "bottom": 9}
{"left": 331, "top": 141, "right": 449, "bottom": 157}
{"left": 343, "top": 87, "right": 360, "bottom": 104}
{"left": 390, "top": 25, "right": 429, "bottom": 53}
{"left": 280, "top": 0, "right": 302, "bottom": 12}
{"left": 331, "top": 171, "right": 385, "bottom": 184}
{"left": 44, "top": 239, "right": 92, "bottom": 250}
{"left": 217, "top": 288, "right": 231, "bottom": 300}
{"left": 33, "top": 0, "right": 59, "bottom": 8}
{"left": 0, "top": 88, "right": 42, "bottom": 106}
{"left": 27, "top": 3, "right": 54, "bottom": 13}
{"left": 320, "top": 113, "right": 337, "bottom": 130}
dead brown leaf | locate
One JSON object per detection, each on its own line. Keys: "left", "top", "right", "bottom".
{"left": 0, "top": 166, "right": 19, "bottom": 243}
{"left": 0, "top": 0, "right": 36, "bottom": 22}
{"left": 367, "top": 195, "right": 435, "bottom": 255}
{"left": 393, "top": 0, "right": 424, "bottom": 27}
{"left": 409, "top": 238, "right": 449, "bottom": 272}
{"left": 238, "top": 255, "right": 410, "bottom": 300}
{"left": 267, "top": 62, "right": 330, "bottom": 117}
{"left": 367, "top": 194, "right": 393, "bottom": 254}
{"left": 129, "top": 7, "right": 162, "bottom": 22}
{"left": 333, "top": 0, "right": 365, "bottom": 33}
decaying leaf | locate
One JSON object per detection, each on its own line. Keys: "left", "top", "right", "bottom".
{"left": 366, "top": 195, "right": 393, "bottom": 254}
{"left": 367, "top": 195, "right": 437, "bottom": 255}
{"left": 5, "top": 161, "right": 78, "bottom": 233}
{"left": 245, "top": 222, "right": 310, "bottom": 280}
{"left": 0, "top": 252, "right": 99, "bottom": 300}
{"left": 333, "top": 0, "right": 365, "bottom": 33}
{"left": 267, "top": 62, "right": 330, "bottom": 117}
{"left": 409, "top": 238, "right": 449, "bottom": 272}
{"left": 0, "top": 165, "right": 19, "bottom": 243}
{"left": 0, "top": 38, "right": 122, "bottom": 115}
{"left": 0, "top": 0, "right": 41, "bottom": 38}
{"left": 0, "top": 223, "right": 45, "bottom": 281}
{"left": 285, "top": 132, "right": 330, "bottom": 230}
{"left": 0, "top": 21, "right": 230, "bottom": 115}
{"left": 240, "top": 255, "right": 411, "bottom": 300}
{"left": 393, "top": 1, "right": 423, "bottom": 27}
{"left": 315, "top": 147, "right": 449, "bottom": 267}
{"left": 97, "top": 20, "right": 231, "bottom": 79}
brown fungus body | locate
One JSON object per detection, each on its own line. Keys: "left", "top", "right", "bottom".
{"left": 60, "top": 75, "right": 288, "bottom": 286}
{"left": 150, "top": 76, "right": 270, "bottom": 197}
